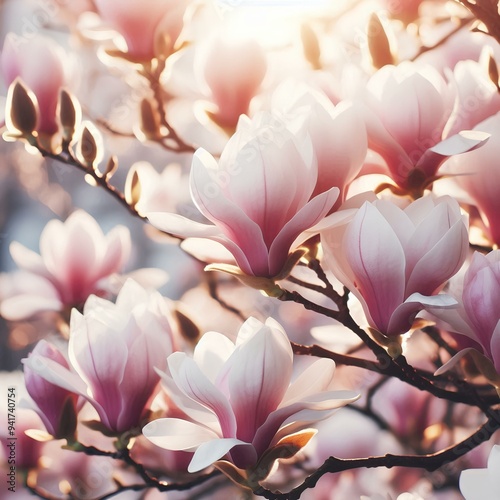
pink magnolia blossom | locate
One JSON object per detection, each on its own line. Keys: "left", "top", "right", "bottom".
{"left": 23, "top": 340, "right": 79, "bottom": 440}
{"left": 272, "top": 82, "right": 367, "bottom": 208}
{"left": 0, "top": 210, "right": 166, "bottom": 321}
{"left": 0, "top": 372, "right": 45, "bottom": 469}
{"left": 143, "top": 317, "right": 358, "bottom": 479}
{"left": 1, "top": 33, "right": 66, "bottom": 135}
{"left": 22, "top": 279, "right": 175, "bottom": 433}
{"left": 94, "top": 0, "right": 188, "bottom": 60}
{"left": 430, "top": 251, "right": 500, "bottom": 376}
{"left": 147, "top": 113, "right": 341, "bottom": 280}
{"left": 383, "top": 0, "right": 423, "bottom": 23}
{"left": 444, "top": 113, "right": 500, "bottom": 246}
{"left": 460, "top": 445, "right": 500, "bottom": 500}
{"left": 362, "top": 62, "right": 488, "bottom": 195}
{"left": 444, "top": 59, "right": 500, "bottom": 138}
{"left": 321, "top": 195, "right": 468, "bottom": 336}
{"left": 202, "top": 36, "right": 267, "bottom": 130}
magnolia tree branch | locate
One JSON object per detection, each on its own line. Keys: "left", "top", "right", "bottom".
{"left": 139, "top": 60, "right": 196, "bottom": 154}
{"left": 254, "top": 408, "right": 500, "bottom": 499}
{"left": 26, "top": 441, "right": 222, "bottom": 500}
{"left": 456, "top": 0, "right": 500, "bottom": 44}
{"left": 37, "top": 145, "right": 146, "bottom": 222}
{"left": 279, "top": 285, "right": 500, "bottom": 407}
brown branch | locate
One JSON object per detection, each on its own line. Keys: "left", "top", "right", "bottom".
{"left": 35, "top": 142, "right": 184, "bottom": 241}
{"left": 206, "top": 273, "right": 246, "bottom": 321}
{"left": 139, "top": 61, "right": 196, "bottom": 154}
{"left": 456, "top": 0, "right": 500, "bottom": 45}
{"left": 291, "top": 341, "right": 379, "bottom": 372}
{"left": 254, "top": 408, "right": 500, "bottom": 499}
{"left": 281, "top": 288, "right": 500, "bottom": 407}
{"left": 38, "top": 146, "right": 146, "bottom": 221}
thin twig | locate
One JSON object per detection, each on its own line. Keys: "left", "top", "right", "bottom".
{"left": 254, "top": 408, "right": 500, "bottom": 499}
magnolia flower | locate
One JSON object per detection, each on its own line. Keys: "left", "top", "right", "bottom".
{"left": 321, "top": 195, "right": 468, "bottom": 337}
{"left": 272, "top": 81, "right": 367, "bottom": 208}
{"left": 460, "top": 445, "right": 500, "bottom": 500}
{"left": 0, "top": 210, "right": 166, "bottom": 321}
{"left": 1, "top": 33, "right": 66, "bottom": 135}
{"left": 202, "top": 36, "right": 267, "bottom": 130}
{"left": 94, "top": 0, "right": 188, "bottom": 60}
{"left": 143, "top": 317, "right": 358, "bottom": 485}
{"left": 128, "top": 162, "right": 190, "bottom": 215}
{"left": 430, "top": 251, "right": 500, "bottom": 383}
{"left": 22, "top": 280, "right": 175, "bottom": 433}
{"left": 0, "top": 372, "right": 45, "bottom": 469}
{"left": 444, "top": 113, "right": 500, "bottom": 246}
{"left": 362, "top": 62, "right": 489, "bottom": 196}
{"left": 444, "top": 58, "right": 500, "bottom": 138}
{"left": 148, "top": 113, "right": 342, "bottom": 285}
{"left": 24, "top": 340, "right": 79, "bottom": 440}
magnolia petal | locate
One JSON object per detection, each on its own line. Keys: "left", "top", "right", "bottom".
{"left": 227, "top": 321, "right": 293, "bottom": 443}
{"left": 99, "top": 225, "right": 131, "bottom": 277}
{"left": 487, "top": 446, "right": 500, "bottom": 489}
{"left": 268, "top": 187, "right": 339, "bottom": 277}
{"left": 434, "top": 347, "right": 478, "bottom": 376}
{"left": 148, "top": 211, "right": 260, "bottom": 276}
{"left": 193, "top": 331, "right": 235, "bottom": 385}
{"left": 143, "top": 418, "right": 219, "bottom": 451}
{"left": 189, "top": 438, "right": 251, "bottom": 473}
{"left": 9, "top": 241, "right": 47, "bottom": 275}
{"left": 168, "top": 353, "right": 236, "bottom": 437}
{"left": 119, "top": 267, "right": 169, "bottom": 291}
{"left": 190, "top": 149, "right": 270, "bottom": 274}
{"left": 22, "top": 353, "right": 89, "bottom": 397}
{"left": 460, "top": 468, "right": 497, "bottom": 500}
{"left": 296, "top": 205, "right": 357, "bottom": 240}
{"left": 344, "top": 202, "right": 406, "bottom": 334}
{"left": 213, "top": 461, "right": 250, "bottom": 489}
{"left": 282, "top": 358, "right": 336, "bottom": 405}
{"left": 416, "top": 130, "right": 490, "bottom": 177}
{"left": 147, "top": 211, "right": 223, "bottom": 239}
{"left": 387, "top": 292, "right": 457, "bottom": 336}
{"left": 158, "top": 370, "right": 220, "bottom": 430}
{"left": 489, "top": 321, "right": 500, "bottom": 373}
{"left": 372, "top": 199, "right": 414, "bottom": 248}
{"left": 406, "top": 219, "right": 468, "bottom": 296}
{"left": 0, "top": 294, "right": 62, "bottom": 321}
{"left": 360, "top": 103, "right": 411, "bottom": 180}
{"left": 253, "top": 390, "right": 359, "bottom": 456}
{"left": 180, "top": 238, "right": 236, "bottom": 265}
{"left": 252, "top": 429, "right": 317, "bottom": 482}
{"left": 69, "top": 309, "right": 128, "bottom": 412}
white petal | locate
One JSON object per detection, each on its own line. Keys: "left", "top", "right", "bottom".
{"left": 0, "top": 295, "right": 62, "bottom": 321}
{"left": 460, "top": 468, "right": 498, "bottom": 500}
{"left": 143, "top": 418, "right": 219, "bottom": 451}
{"left": 188, "top": 437, "right": 251, "bottom": 473}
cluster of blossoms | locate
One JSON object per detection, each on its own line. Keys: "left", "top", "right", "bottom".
{"left": 3, "top": 0, "right": 500, "bottom": 499}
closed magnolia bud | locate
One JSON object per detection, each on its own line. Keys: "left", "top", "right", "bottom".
{"left": 125, "top": 168, "right": 142, "bottom": 209}
{"left": 58, "top": 89, "right": 81, "bottom": 143}
{"left": 103, "top": 155, "right": 119, "bottom": 181}
{"left": 139, "top": 98, "right": 162, "bottom": 140}
{"left": 301, "top": 23, "right": 321, "bottom": 70}
{"left": 77, "top": 122, "right": 102, "bottom": 167}
{"left": 173, "top": 308, "right": 200, "bottom": 342}
{"left": 487, "top": 52, "right": 500, "bottom": 89}
{"left": 367, "top": 13, "right": 395, "bottom": 69}
{"left": 6, "top": 79, "right": 39, "bottom": 136}
{"left": 23, "top": 340, "right": 79, "bottom": 440}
